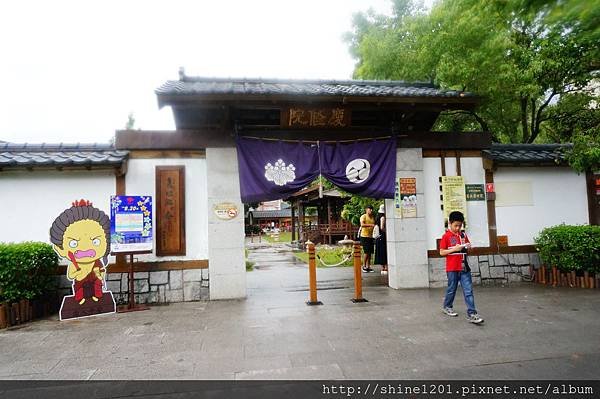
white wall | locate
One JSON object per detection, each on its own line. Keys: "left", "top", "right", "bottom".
{"left": 495, "top": 167, "right": 589, "bottom": 245}
{"left": 125, "top": 158, "right": 209, "bottom": 262}
{"left": 206, "top": 148, "right": 246, "bottom": 299}
{"left": 423, "top": 157, "right": 489, "bottom": 250}
{"left": 0, "top": 170, "right": 115, "bottom": 244}
{"left": 423, "top": 158, "right": 444, "bottom": 250}
{"left": 460, "top": 158, "right": 490, "bottom": 248}
{"left": 386, "top": 148, "right": 429, "bottom": 288}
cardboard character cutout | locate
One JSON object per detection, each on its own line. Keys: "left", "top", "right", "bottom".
{"left": 50, "top": 199, "right": 116, "bottom": 320}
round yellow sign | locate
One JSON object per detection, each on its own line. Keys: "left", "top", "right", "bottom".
{"left": 213, "top": 202, "right": 239, "bottom": 220}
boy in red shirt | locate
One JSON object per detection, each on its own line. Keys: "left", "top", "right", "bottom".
{"left": 439, "top": 211, "right": 484, "bottom": 324}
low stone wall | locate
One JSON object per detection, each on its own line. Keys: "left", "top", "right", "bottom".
{"left": 429, "top": 253, "right": 541, "bottom": 288}
{"left": 55, "top": 269, "right": 210, "bottom": 304}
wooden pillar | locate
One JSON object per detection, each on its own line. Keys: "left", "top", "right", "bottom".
{"left": 327, "top": 198, "right": 332, "bottom": 245}
{"left": 115, "top": 169, "right": 126, "bottom": 269}
{"left": 306, "top": 241, "right": 322, "bottom": 306}
{"left": 440, "top": 151, "right": 446, "bottom": 177}
{"left": 351, "top": 241, "right": 368, "bottom": 303}
{"left": 291, "top": 201, "right": 296, "bottom": 241}
{"left": 484, "top": 159, "right": 498, "bottom": 250}
{"left": 298, "top": 201, "right": 305, "bottom": 241}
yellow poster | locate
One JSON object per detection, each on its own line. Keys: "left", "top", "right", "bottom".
{"left": 441, "top": 176, "right": 467, "bottom": 227}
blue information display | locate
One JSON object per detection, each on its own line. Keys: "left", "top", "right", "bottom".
{"left": 110, "top": 195, "right": 153, "bottom": 253}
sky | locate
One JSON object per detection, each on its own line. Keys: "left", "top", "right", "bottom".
{"left": 0, "top": 0, "right": 408, "bottom": 144}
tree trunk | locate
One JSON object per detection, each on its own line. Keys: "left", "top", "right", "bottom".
{"left": 520, "top": 96, "right": 530, "bottom": 143}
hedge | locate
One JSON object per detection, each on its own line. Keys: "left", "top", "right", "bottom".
{"left": 534, "top": 225, "right": 600, "bottom": 274}
{"left": 0, "top": 242, "right": 58, "bottom": 303}
{"left": 245, "top": 225, "right": 262, "bottom": 235}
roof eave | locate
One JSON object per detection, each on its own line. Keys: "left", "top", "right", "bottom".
{"left": 156, "top": 92, "right": 480, "bottom": 109}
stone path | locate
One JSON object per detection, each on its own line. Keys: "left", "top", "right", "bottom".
{"left": 0, "top": 242, "right": 599, "bottom": 380}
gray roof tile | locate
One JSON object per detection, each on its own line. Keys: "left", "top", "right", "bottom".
{"left": 0, "top": 143, "right": 128, "bottom": 168}
{"left": 484, "top": 144, "right": 571, "bottom": 164}
{"left": 156, "top": 76, "right": 476, "bottom": 100}
{"left": 249, "top": 209, "right": 292, "bottom": 219}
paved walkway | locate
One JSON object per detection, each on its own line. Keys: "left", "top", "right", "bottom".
{"left": 1, "top": 242, "right": 599, "bottom": 380}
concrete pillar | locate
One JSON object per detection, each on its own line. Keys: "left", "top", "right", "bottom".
{"left": 385, "top": 148, "right": 429, "bottom": 289}
{"left": 206, "top": 148, "right": 246, "bottom": 299}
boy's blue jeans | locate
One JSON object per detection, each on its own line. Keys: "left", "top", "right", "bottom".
{"left": 443, "top": 271, "right": 477, "bottom": 315}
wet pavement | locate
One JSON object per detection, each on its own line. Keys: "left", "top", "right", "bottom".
{"left": 0, "top": 241, "right": 599, "bottom": 381}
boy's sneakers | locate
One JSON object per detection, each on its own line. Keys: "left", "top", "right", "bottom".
{"left": 466, "top": 313, "right": 484, "bottom": 324}
{"left": 442, "top": 307, "right": 458, "bottom": 317}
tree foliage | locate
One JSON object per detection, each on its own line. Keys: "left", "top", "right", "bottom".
{"left": 346, "top": 0, "right": 600, "bottom": 158}
{"left": 340, "top": 196, "right": 382, "bottom": 226}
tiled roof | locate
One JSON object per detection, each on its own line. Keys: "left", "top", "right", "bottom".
{"left": 0, "top": 143, "right": 128, "bottom": 168}
{"left": 249, "top": 209, "right": 292, "bottom": 219}
{"left": 484, "top": 144, "right": 571, "bottom": 164}
{"left": 156, "top": 76, "right": 476, "bottom": 100}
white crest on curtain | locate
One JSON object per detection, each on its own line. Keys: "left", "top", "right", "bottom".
{"left": 265, "top": 159, "right": 296, "bottom": 186}
{"left": 345, "top": 158, "right": 371, "bottom": 183}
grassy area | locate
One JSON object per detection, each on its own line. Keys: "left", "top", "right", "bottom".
{"left": 294, "top": 246, "right": 354, "bottom": 268}
{"left": 264, "top": 231, "right": 292, "bottom": 243}
{"left": 245, "top": 248, "right": 254, "bottom": 271}
{"left": 246, "top": 260, "right": 254, "bottom": 272}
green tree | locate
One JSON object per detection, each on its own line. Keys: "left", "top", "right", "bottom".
{"left": 340, "top": 196, "right": 382, "bottom": 226}
{"left": 541, "top": 90, "right": 600, "bottom": 171}
{"left": 347, "top": 0, "right": 600, "bottom": 145}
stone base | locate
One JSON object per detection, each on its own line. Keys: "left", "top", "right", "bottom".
{"left": 59, "top": 293, "right": 116, "bottom": 321}
{"left": 429, "top": 252, "right": 539, "bottom": 287}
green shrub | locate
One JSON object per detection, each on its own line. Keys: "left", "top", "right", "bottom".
{"left": 534, "top": 225, "right": 600, "bottom": 273}
{"left": 0, "top": 242, "right": 58, "bottom": 302}
{"left": 245, "top": 225, "right": 261, "bottom": 235}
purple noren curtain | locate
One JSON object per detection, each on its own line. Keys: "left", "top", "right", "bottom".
{"left": 236, "top": 137, "right": 396, "bottom": 203}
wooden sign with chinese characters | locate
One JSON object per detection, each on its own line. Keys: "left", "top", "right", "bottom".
{"left": 465, "top": 184, "right": 486, "bottom": 201}
{"left": 282, "top": 107, "right": 351, "bottom": 128}
{"left": 156, "top": 166, "right": 186, "bottom": 256}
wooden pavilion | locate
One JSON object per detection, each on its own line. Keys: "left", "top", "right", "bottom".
{"left": 286, "top": 185, "right": 355, "bottom": 244}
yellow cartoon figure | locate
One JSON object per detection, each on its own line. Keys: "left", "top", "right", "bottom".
{"left": 50, "top": 199, "right": 116, "bottom": 320}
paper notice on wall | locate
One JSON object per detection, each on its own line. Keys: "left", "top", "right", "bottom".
{"left": 441, "top": 176, "right": 467, "bottom": 227}
{"left": 399, "top": 178, "right": 417, "bottom": 218}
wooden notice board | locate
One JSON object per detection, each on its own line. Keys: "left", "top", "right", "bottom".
{"left": 156, "top": 166, "right": 186, "bottom": 256}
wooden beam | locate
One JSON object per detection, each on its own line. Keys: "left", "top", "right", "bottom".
{"left": 129, "top": 150, "right": 206, "bottom": 159}
{"left": 115, "top": 129, "right": 234, "bottom": 150}
{"left": 423, "top": 150, "right": 482, "bottom": 158}
{"left": 116, "top": 129, "right": 492, "bottom": 150}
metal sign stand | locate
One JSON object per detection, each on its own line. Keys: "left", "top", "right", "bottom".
{"left": 117, "top": 251, "right": 152, "bottom": 313}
